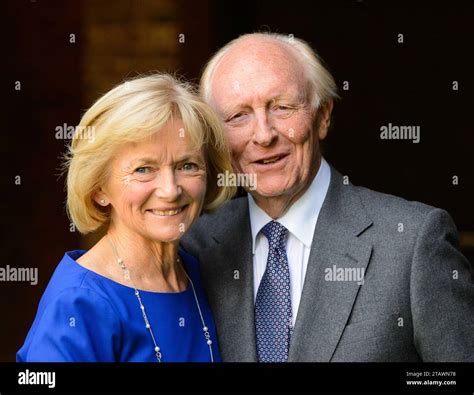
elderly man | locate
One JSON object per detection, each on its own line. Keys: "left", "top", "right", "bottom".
{"left": 181, "top": 32, "right": 474, "bottom": 362}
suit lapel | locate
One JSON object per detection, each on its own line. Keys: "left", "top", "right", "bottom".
{"left": 199, "top": 199, "right": 257, "bottom": 362}
{"left": 288, "top": 168, "right": 373, "bottom": 362}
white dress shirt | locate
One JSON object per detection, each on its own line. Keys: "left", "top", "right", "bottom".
{"left": 248, "top": 157, "right": 331, "bottom": 326}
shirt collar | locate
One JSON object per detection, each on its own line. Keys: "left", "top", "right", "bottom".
{"left": 248, "top": 157, "right": 331, "bottom": 253}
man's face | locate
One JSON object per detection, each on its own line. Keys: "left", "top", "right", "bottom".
{"left": 210, "top": 40, "right": 328, "bottom": 202}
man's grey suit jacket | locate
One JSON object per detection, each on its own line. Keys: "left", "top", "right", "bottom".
{"left": 181, "top": 165, "right": 474, "bottom": 362}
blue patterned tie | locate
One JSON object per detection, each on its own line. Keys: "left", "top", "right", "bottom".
{"left": 255, "top": 220, "right": 293, "bottom": 362}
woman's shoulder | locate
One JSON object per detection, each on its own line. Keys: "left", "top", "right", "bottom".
{"left": 48, "top": 250, "right": 91, "bottom": 286}
{"left": 38, "top": 250, "right": 118, "bottom": 313}
{"left": 17, "top": 257, "right": 122, "bottom": 362}
{"left": 44, "top": 250, "right": 97, "bottom": 289}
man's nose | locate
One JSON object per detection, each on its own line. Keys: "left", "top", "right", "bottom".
{"left": 154, "top": 168, "right": 182, "bottom": 201}
{"left": 252, "top": 108, "right": 277, "bottom": 147}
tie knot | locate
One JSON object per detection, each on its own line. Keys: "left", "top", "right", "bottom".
{"left": 261, "top": 221, "right": 288, "bottom": 250}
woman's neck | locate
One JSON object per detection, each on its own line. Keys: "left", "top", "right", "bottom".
{"left": 108, "top": 227, "right": 178, "bottom": 272}
{"left": 78, "top": 225, "right": 187, "bottom": 293}
{"left": 107, "top": 226, "right": 186, "bottom": 292}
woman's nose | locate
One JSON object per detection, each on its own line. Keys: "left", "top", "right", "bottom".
{"left": 154, "top": 168, "right": 182, "bottom": 201}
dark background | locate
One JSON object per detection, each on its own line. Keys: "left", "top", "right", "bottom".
{"left": 2, "top": 0, "right": 473, "bottom": 362}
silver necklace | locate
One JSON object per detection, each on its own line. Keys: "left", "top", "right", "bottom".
{"left": 107, "top": 237, "right": 214, "bottom": 362}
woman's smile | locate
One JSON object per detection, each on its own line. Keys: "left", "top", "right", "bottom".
{"left": 146, "top": 204, "right": 188, "bottom": 217}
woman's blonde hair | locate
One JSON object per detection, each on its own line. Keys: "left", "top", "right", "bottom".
{"left": 65, "top": 73, "right": 236, "bottom": 234}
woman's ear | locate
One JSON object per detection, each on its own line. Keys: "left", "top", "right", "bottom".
{"left": 93, "top": 189, "right": 109, "bottom": 207}
{"left": 317, "top": 100, "right": 334, "bottom": 141}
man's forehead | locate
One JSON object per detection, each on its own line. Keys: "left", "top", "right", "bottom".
{"left": 216, "top": 84, "right": 303, "bottom": 114}
{"left": 211, "top": 48, "right": 305, "bottom": 109}
{"left": 217, "top": 40, "right": 299, "bottom": 76}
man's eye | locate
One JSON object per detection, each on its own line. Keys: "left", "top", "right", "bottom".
{"left": 272, "top": 105, "right": 295, "bottom": 116}
{"left": 226, "top": 112, "right": 246, "bottom": 123}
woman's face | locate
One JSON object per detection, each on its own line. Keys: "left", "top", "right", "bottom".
{"left": 100, "top": 119, "right": 207, "bottom": 243}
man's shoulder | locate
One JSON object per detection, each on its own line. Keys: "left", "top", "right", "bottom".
{"left": 351, "top": 182, "right": 443, "bottom": 227}
{"left": 199, "top": 196, "right": 248, "bottom": 225}
{"left": 182, "top": 196, "right": 248, "bottom": 250}
{"left": 329, "top": 166, "right": 440, "bottom": 223}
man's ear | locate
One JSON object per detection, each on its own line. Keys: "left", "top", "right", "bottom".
{"left": 317, "top": 100, "right": 334, "bottom": 141}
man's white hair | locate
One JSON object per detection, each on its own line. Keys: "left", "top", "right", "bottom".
{"left": 200, "top": 32, "right": 340, "bottom": 109}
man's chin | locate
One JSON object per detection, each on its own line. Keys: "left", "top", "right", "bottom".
{"left": 248, "top": 185, "right": 293, "bottom": 199}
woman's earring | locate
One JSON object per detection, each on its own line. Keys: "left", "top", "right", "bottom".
{"left": 99, "top": 199, "right": 107, "bottom": 205}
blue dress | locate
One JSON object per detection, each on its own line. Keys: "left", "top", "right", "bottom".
{"left": 17, "top": 249, "right": 221, "bottom": 362}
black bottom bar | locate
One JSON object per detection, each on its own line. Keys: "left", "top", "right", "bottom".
{"left": 1, "top": 362, "right": 473, "bottom": 393}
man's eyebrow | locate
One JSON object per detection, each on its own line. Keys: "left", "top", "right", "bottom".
{"left": 220, "top": 103, "right": 247, "bottom": 117}
{"left": 271, "top": 93, "right": 307, "bottom": 104}
{"left": 220, "top": 94, "right": 306, "bottom": 116}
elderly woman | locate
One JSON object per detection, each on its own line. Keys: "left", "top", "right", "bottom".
{"left": 17, "top": 74, "right": 235, "bottom": 362}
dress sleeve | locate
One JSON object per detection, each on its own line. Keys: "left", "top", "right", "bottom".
{"left": 22, "top": 287, "right": 122, "bottom": 362}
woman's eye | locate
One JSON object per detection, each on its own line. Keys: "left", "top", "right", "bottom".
{"left": 180, "top": 162, "right": 199, "bottom": 171}
{"left": 135, "top": 166, "right": 152, "bottom": 174}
